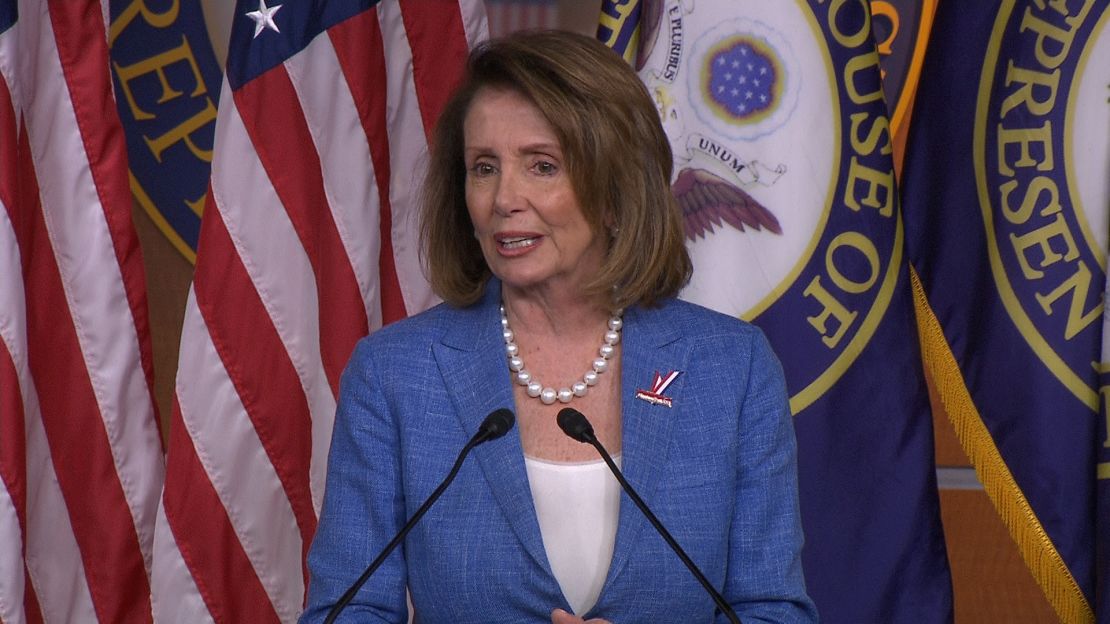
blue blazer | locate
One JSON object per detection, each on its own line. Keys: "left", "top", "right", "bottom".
{"left": 301, "top": 282, "right": 817, "bottom": 623}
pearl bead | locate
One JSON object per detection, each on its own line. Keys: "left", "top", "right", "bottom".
{"left": 499, "top": 303, "right": 623, "bottom": 405}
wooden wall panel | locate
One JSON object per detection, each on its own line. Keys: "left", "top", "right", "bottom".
{"left": 133, "top": 204, "right": 192, "bottom": 442}
{"left": 932, "top": 386, "right": 969, "bottom": 467}
{"left": 939, "top": 489, "right": 1058, "bottom": 622}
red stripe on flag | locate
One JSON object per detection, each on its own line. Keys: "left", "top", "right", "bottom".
{"left": 162, "top": 398, "right": 282, "bottom": 624}
{"left": 46, "top": 0, "right": 159, "bottom": 423}
{"left": 233, "top": 71, "right": 370, "bottom": 396}
{"left": 46, "top": 0, "right": 137, "bottom": 237}
{"left": 328, "top": 11, "right": 407, "bottom": 325}
{"left": 191, "top": 193, "right": 317, "bottom": 558}
{"left": 16, "top": 126, "right": 151, "bottom": 624}
{"left": 398, "top": 0, "right": 471, "bottom": 139}
{"left": 0, "top": 70, "right": 15, "bottom": 211}
{"left": 0, "top": 331, "right": 43, "bottom": 624}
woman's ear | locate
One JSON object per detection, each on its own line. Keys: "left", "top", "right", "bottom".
{"left": 602, "top": 209, "right": 618, "bottom": 237}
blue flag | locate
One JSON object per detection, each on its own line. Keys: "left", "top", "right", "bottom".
{"left": 108, "top": 0, "right": 223, "bottom": 262}
{"left": 601, "top": 1, "right": 954, "bottom": 621}
{"left": 902, "top": 1, "right": 1110, "bottom": 621}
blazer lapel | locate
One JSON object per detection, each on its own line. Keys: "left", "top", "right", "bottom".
{"left": 600, "top": 301, "right": 691, "bottom": 595}
{"left": 431, "top": 283, "right": 552, "bottom": 574}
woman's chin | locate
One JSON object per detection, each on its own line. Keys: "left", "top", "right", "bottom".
{"left": 496, "top": 274, "right": 547, "bottom": 293}
{"left": 493, "top": 269, "right": 569, "bottom": 295}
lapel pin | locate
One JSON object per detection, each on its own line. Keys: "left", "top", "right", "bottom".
{"left": 635, "top": 370, "right": 681, "bottom": 408}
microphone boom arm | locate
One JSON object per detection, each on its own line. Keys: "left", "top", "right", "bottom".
{"left": 323, "top": 408, "right": 514, "bottom": 623}
{"left": 558, "top": 408, "right": 741, "bottom": 624}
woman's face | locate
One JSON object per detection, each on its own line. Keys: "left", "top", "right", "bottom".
{"left": 463, "top": 87, "right": 605, "bottom": 298}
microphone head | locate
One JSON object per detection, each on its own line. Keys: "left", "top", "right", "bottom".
{"left": 557, "top": 408, "right": 595, "bottom": 443}
{"left": 478, "top": 408, "right": 515, "bottom": 442}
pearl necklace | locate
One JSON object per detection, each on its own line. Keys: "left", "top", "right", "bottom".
{"left": 500, "top": 305, "right": 623, "bottom": 405}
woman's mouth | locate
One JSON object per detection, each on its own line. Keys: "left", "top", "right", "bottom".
{"left": 499, "top": 235, "right": 539, "bottom": 250}
{"left": 495, "top": 233, "right": 542, "bottom": 254}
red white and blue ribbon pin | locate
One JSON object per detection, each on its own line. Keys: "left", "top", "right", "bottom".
{"left": 635, "top": 370, "right": 681, "bottom": 408}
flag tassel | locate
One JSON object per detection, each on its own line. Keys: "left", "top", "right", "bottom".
{"left": 910, "top": 268, "right": 1094, "bottom": 624}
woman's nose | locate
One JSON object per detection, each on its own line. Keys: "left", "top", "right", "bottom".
{"left": 492, "top": 168, "right": 526, "bottom": 215}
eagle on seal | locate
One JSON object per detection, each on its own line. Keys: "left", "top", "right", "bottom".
{"left": 672, "top": 167, "right": 782, "bottom": 241}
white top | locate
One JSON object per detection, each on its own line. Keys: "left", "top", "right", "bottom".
{"left": 524, "top": 455, "right": 622, "bottom": 616}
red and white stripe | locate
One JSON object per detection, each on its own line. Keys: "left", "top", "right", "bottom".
{"left": 652, "top": 370, "right": 681, "bottom": 394}
{"left": 485, "top": 0, "right": 558, "bottom": 38}
{"left": 0, "top": 1, "right": 164, "bottom": 622}
{"left": 151, "top": 2, "right": 486, "bottom": 621}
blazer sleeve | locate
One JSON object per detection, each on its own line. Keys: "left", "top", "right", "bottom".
{"left": 724, "top": 329, "right": 819, "bottom": 623}
{"left": 300, "top": 339, "right": 409, "bottom": 623}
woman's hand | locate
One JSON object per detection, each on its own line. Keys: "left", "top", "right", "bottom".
{"left": 551, "top": 608, "right": 611, "bottom": 624}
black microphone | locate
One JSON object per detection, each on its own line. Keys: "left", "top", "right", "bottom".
{"left": 324, "top": 408, "right": 515, "bottom": 623}
{"left": 557, "top": 408, "right": 741, "bottom": 624}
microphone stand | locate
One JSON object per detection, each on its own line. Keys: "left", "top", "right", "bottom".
{"left": 558, "top": 408, "right": 741, "bottom": 624}
{"left": 324, "top": 409, "right": 514, "bottom": 623}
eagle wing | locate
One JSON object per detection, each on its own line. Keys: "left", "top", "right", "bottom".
{"left": 673, "top": 167, "right": 782, "bottom": 240}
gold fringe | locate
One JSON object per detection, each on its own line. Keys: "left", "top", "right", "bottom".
{"left": 910, "top": 268, "right": 1094, "bottom": 623}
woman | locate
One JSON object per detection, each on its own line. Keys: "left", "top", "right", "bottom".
{"left": 301, "top": 31, "right": 816, "bottom": 623}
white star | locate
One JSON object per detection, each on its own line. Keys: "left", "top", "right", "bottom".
{"left": 246, "top": 0, "right": 282, "bottom": 38}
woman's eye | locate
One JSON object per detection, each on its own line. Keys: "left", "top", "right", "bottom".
{"left": 534, "top": 161, "right": 557, "bottom": 175}
{"left": 470, "top": 162, "right": 496, "bottom": 176}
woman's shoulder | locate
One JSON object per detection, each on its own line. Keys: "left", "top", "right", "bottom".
{"left": 639, "top": 298, "right": 781, "bottom": 372}
{"left": 646, "top": 297, "right": 764, "bottom": 342}
{"left": 366, "top": 300, "right": 458, "bottom": 340}
{"left": 347, "top": 300, "right": 479, "bottom": 363}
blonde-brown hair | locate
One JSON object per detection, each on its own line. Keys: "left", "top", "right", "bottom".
{"left": 421, "top": 30, "right": 691, "bottom": 308}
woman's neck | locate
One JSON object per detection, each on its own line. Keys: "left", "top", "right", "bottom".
{"left": 500, "top": 284, "right": 612, "bottom": 340}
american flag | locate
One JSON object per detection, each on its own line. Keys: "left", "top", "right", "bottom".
{"left": 150, "top": 1, "right": 485, "bottom": 621}
{"left": 0, "top": 1, "right": 165, "bottom": 622}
